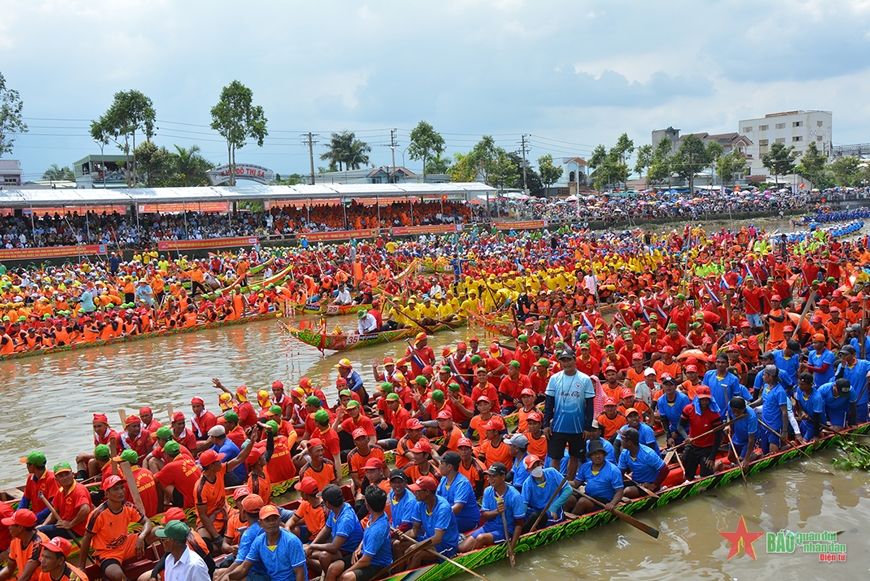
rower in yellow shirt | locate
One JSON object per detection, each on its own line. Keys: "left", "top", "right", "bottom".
{"left": 436, "top": 294, "right": 456, "bottom": 321}
{"left": 419, "top": 296, "right": 439, "bottom": 321}
{"left": 458, "top": 290, "right": 481, "bottom": 319}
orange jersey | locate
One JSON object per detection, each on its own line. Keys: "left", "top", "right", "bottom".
{"left": 194, "top": 464, "right": 229, "bottom": 530}
{"left": 85, "top": 502, "right": 145, "bottom": 557}
{"left": 35, "top": 563, "right": 88, "bottom": 581}
{"left": 477, "top": 439, "right": 513, "bottom": 468}
{"left": 298, "top": 460, "right": 337, "bottom": 493}
{"left": 596, "top": 411, "right": 627, "bottom": 440}
{"left": 294, "top": 500, "right": 327, "bottom": 536}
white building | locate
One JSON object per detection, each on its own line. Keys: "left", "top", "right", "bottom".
{"left": 738, "top": 110, "right": 832, "bottom": 176}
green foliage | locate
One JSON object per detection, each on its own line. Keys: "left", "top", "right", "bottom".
{"left": 0, "top": 72, "right": 28, "bottom": 157}
{"left": 829, "top": 156, "right": 862, "bottom": 187}
{"left": 537, "top": 154, "right": 563, "bottom": 190}
{"left": 761, "top": 142, "right": 798, "bottom": 186}
{"left": 133, "top": 141, "right": 172, "bottom": 187}
{"left": 425, "top": 152, "right": 451, "bottom": 175}
{"left": 273, "top": 173, "right": 306, "bottom": 185}
{"left": 612, "top": 133, "right": 635, "bottom": 165}
{"left": 588, "top": 141, "right": 630, "bottom": 191}
{"left": 449, "top": 152, "right": 478, "bottom": 182}
{"left": 90, "top": 89, "right": 156, "bottom": 185}
{"left": 319, "top": 131, "right": 370, "bottom": 171}
{"left": 648, "top": 138, "right": 674, "bottom": 185}
{"left": 408, "top": 121, "right": 445, "bottom": 180}
{"left": 797, "top": 141, "right": 827, "bottom": 187}
{"left": 832, "top": 437, "right": 870, "bottom": 472}
{"left": 42, "top": 164, "right": 75, "bottom": 182}
{"left": 715, "top": 150, "right": 748, "bottom": 187}
{"left": 633, "top": 144, "right": 652, "bottom": 181}
{"left": 169, "top": 145, "right": 213, "bottom": 187}
{"left": 672, "top": 134, "right": 710, "bottom": 192}
{"left": 210, "top": 80, "right": 268, "bottom": 185}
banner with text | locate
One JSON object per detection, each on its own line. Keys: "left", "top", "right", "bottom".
{"left": 391, "top": 224, "right": 459, "bottom": 236}
{"left": 138, "top": 202, "right": 230, "bottom": 214}
{"left": 0, "top": 244, "right": 107, "bottom": 261}
{"left": 493, "top": 220, "right": 547, "bottom": 230}
{"left": 23, "top": 206, "right": 128, "bottom": 216}
{"left": 302, "top": 229, "right": 379, "bottom": 242}
{"left": 156, "top": 237, "right": 259, "bottom": 252}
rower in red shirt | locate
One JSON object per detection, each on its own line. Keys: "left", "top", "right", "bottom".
{"left": 678, "top": 386, "right": 723, "bottom": 481}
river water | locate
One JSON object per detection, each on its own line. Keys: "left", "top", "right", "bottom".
{"left": 2, "top": 215, "right": 869, "bottom": 579}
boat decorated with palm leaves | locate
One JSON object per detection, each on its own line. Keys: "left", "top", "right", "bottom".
{"left": 281, "top": 323, "right": 415, "bottom": 352}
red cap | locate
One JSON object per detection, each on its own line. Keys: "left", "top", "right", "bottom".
{"left": 422, "top": 365, "right": 434, "bottom": 375}
{"left": 410, "top": 440, "right": 432, "bottom": 454}
{"left": 605, "top": 365, "right": 617, "bottom": 373}
{"left": 818, "top": 299, "right": 830, "bottom": 305}
{"left": 523, "top": 454, "right": 542, "bottom": 470}
{"left": 101, "top": 475, "right": 123, "bottom": 492}
{"left": 336, "top": 378, "right": 348, "bottom": 386}
{"left": 272, "top": 380, "right": 284, "bottom": 390}
{"left": 520, "top": 388, "right": 536, "bottom": 397}
{"left": 632, "top": 353, "right": 643, "bottom": 360}
{"left": 92, "top": 413, "right": 108, "bottom": 424}
{"left": 604, "top": 398, "right": 618, "bottom": 406}
{"left": 259, "top": 505, "right": 280, "bottom": 519}
{"left": 241, "top": 495, "right": 265, "bottom": 512}
{"left": 161, "top": 507, "right": 187, "bottom": 524}
{"left": 620, "top": 388, "right": 633, "bottom": 399}
{"left": 307, "top": 438, "right": 324, "bottom": 449}
{"left": 245, "top": 447, "right": 263, "bottom": 466}
{"left": 233, "top": 486, "right": 252, "bottom": 501}
{"left": 1, "top": 508, "right": 37, "bottom": 528}
{"left": 527, "top": 411, "right": 543, "bottom": 422}
{"left": 685, "top": 364, "right": 698, "bottom": 372}
{"left": 362, "top": 458, "right": 385, "bottom": 470}
{"left": 295, "top": 477, "right": 320, "bottom": 495}
{"left": 771, "top": 294, "right": 782, "bottom": 301}
{"left": 352, "top": 428, "right": 369, "bottom": 440}
{"left": 457, "top": 437, "right": 473, "bottom": 448}
{"left": 191, "top": 397, "right": 204, "bottom": 405}
{"left": 172, "top": 411, "right": 185, "bottom": 422}
{"left": 124, "top": 415, "right": 141, "bottom": 426}
{"left": 408, "top": 475, "right": 439, "bottom": 492}
{"left": 42, "top": 536, "right": 71, "bottom": 556}
{"left": 476, "top": 395, "right": 491, "bottom": 404}
{"left": 406, "top": 418, "right": 424, "bottom": 430}
{"left": 436, "top": 409, "right": 453, "bottom": 420}
{"left": 695, "top": 386, "right": 712, "bottom": 399}
{"left": 199, "top": 450, "right": 226, "bottom": 466}
{"left": 139, "top": 407, "right": 152, "bottom": 415}
{"left": 457, "top": 342, "right": 467, "bottom": 350}
{"left": 660, "top": 346, "right": 674, "bottom": 354}
{"left": 383, "top": 357, "right": 394, "bottom": 364}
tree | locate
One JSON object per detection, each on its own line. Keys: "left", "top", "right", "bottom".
{"left": 503, "top": 152, "right": 542, "bottom": 195}
{"left": 588, "top": 143, "right": 629, "bottom": 191}
{"left": 612, "top": 133, "right": 635, "bottom": 166}
{"left": 672, "top": 134, "right": 710, "bottom": 193}
{"left": 42, "top": 164, "right": 75, "bottom": 182}
{"left": 797, "top": 141, "right": 827, "bottom": 187}
{"left": 448, "top": 152, "right": 478, "bottom": 182}
{"left": 0, "top": 73, "right": 27, "bottom": 157}
{"left": 408, "top": 121, "right": 445, "bottom": 182}
{"left": 320, "top": 132, "right": 352, "bottom": 171}
{"left": 716, "top": 150, "right": 748, "bottom": 188}
{"left": 491, "top": 152, "right": 520, "bottom": 191}
{"left": 537, "top": 154, "right": 563, "bottom": 193}
{"left": 170, "top": 145, "right": 213, "bottom": 187}
{"left": 425, "top": 152, "right": 451, "bottom": 175}
{"left": 344, "top": 135, "right": 371, "bottom": 170}
{"left": 648, "top": 138, "right": 673, "bottom": 186}
{"left": 210, "top": 81, "right": 268, "bottom": 186}
{"left": 634, "top": 144, "right": 652, "bottom": 185}
{"left": 761, "top": 142, "right": 797, "bottom": 187}
{"left": 705, "top": 142, "right": 724, "bottom": 186}
{"left": 829, "top": 156, "right": 861, "bottom": 187}
{"left": 133, "top": 141, "right": 172, "bottom": 187}
{"left": 468, "top": 136, "right": 506, "bottom": 187}
{"left": 273, "top": 173, "right": 306, "bottom": 185}
{"left": 90, "top": 90, "right": 155, "bottom": 185}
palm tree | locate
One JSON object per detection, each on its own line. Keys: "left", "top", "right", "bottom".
{"left": 320, "top": 132, "right": 352, "bottom": 171}
{"left": 345, "top": 137, "right": 371, "bottom": 170}
{"left": 42, "top": 164, "right": 75, "bottom": 182}
{"left": 172, "top": 145, "right": 213, "bottom": 187}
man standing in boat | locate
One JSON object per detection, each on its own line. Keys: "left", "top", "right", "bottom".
{"left": 544, "top": 347, "right": 596, "bottom": 482}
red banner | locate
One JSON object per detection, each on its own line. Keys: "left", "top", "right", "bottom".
{"left": 391, "top": 224, "right": 458, "bottom": 235}
{"left": 156, "top": 237, "right": 259, "bottom": 251}
{"left": 0, "top": 244, "right": 107, "bottom": 261}
{"left": 24, "top": 206, "right": 127, "bottom": 216}
{"left": 302, "top": 229, "right": 379, "bottom": 242}
{"left": 138, "top": 203, "right": 229, "bottom": 213}
{"left": 493, "top": 220, "right": 546, "bottom": 230}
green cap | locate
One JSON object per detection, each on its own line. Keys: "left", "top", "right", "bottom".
{"left": 432, "top": 389, "right": 445, "bottom": 401}
{"left": 555, "top": 340, "right": 566, "bottom": 347}
{"left": 633, "top": 320, "right": 642, "bottom": 327}
{"left": 509, "top": 360, "right": 521, "bottom": 369}
{"left": 448, "top": 383, "right": 461, "bottom": 392}
{"left": 53, "top": 462, "right": 72, "bottom": 474}
{"left": 266, "top": 420, "right": 279, "bottom": 434}
{"left": 164, "top": 441, "right": 181, "bottom": 456}
{"left": 269, "top": 405, "right": 283, "bottom": 416}
{"left": 305, "top": 395, "right": 321, "bottom": 406}
{"left": 225, "top": 411, "right": 239, "bottom": 423}
{"left": 386, "top": 393, "right": 400, "bottom": 401}
{"left": 155, "top": 520, "right": 190, "bottom": 541}
{"left": 537, "top": 358, "right": 550, "bottom": 366}
{"left": 314, "top": 409, "right": 330, "bottom": 424}
{"left": 346, "top": 400, "right": 360, "bottom": 409}
{"left": 518, "top": 334, "right": 528, "bottom": 342}
{"left": 668, "top": 323, "right": 678, "bottom": 330}
{"left": 676, "top": 293, "right": 686, "bottom": 300}
{"left": 470, "top": 355, "right": 482, "bottom": 365}
{"left": 579, "top": 333, "right": 589, "bottom": 341}
{"left": 94, "top": 444, "right": 111, "bottom": 460}
{"left": 605, "top": 345, "right": 615, "bottom": 351}
{"left": 155, "top": 427, "right": 172, "bottom": 440}
{"left": 623, "top": 333, "right": 632, "bottom": 340}
{"left": 380, "top": 382, "right": 393, "bottom": 391}
{"left": 440, "top": 366, "right": 452, "bottom": 373}
{"left": 24, "top": 451, "right": 47, "bottom": 467}
{"left": 339, "top": 389, "right": 352, "bottom": 397}
{"left": 120, "top": 450, "right": 139, "bottom": 464}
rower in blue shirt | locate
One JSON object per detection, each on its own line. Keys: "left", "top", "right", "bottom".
{"left": 615, "top": 408, "right": 660, "bottom": 457}
{"left": 819, "top": 378, "right": 858, "bottom": 429}
{"left": 520, "top": 455, "right": 572, "bottom": 532}
{"left": 703, "top": 353, "right": 748, "bottom": 418}
{"left": 617, "top": 428, "right": 668, "bottom": 497}
{"left": 794, "top": 372, "right": 826, "bottom": 442}
{"left": 722, "top": 396, "right": 758, "bottom": 472}
{"left": 655, "top": 376, "right": 691, "bottom": 447}
{"left": 404, "top": 475, "right": 460, "bottom": 567}
{"left": 756, "top": 365, "right": 789, "bottom": 455}
{"left": 806, "top": 336, "right": 836, "bottom": 387}
{"left": 567, "top": 439, "right": 625, "bottom": 516}
{"left": 331, "top": 485, "right": 393, "bottom": 581}
{"left": 458, "top": 462, "right": 526, "bottom": 553}
{"left": 307, "top": 484, "right": 364, "bottom": 578}
{"left": 436, "top": 452, "right": 480, "bottom": 534}
{"left": 833, "top": 344, "right": 870, "bottom": 423}
{"left": 387, "top": 469, "right": 417, "bottom": 529}
{"left": 772, "top": 341, "right": 802, "bottom": 390}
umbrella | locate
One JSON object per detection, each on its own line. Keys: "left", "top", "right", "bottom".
{"left": 677, "top": 349, "right": 708, "bottom": 361}
{"left": 565, "top": 195, "right": 578, "bottom": 202}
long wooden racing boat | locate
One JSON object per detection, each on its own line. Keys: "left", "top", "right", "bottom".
{"left": 300, "top": 303, "right": 370, "bottom": 316}
{"left": 468, "top": 303, "right": 620, "bottom": 337}
{"left": 282, "top": 319, "right": 467, "bottom": 352}
{"left": 0, "top": 311, "right": 283, "bottom": 362}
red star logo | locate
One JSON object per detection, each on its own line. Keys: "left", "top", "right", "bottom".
{"left": 719, "top": 516, "right": 764, "bottom": 560}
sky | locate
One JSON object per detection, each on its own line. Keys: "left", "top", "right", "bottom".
{"left": 2, "top": 0, "right": 869, "bottom": 183}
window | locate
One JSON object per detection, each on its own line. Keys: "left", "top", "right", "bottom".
{"left": 793, "top": 121, "right": 802, "bottom": 127}
{"left": 743, "top": 126, "right": 753, "bottom": 132}
{"left": 4, "top": 177, "right": 18, "bottom": 185}
{"left": 758, "top": 125, "right": 769, "bottom": 131}
{"left": 759, "top": 139, "right": 769, "bottom": 146}
{"left": 793, "top": 136, "right": 802, "bottom": 142}
{"left": 817, "top": 120, "right": 823, "bottom": 127}
{"left": 816, "top": 135, "right": 823, "bottom": 141}
{"left": 775, "top": 138, "right": 785, "bottom": 143}
{"left": 776, "top": 123, "right": 786, "bottom": 129}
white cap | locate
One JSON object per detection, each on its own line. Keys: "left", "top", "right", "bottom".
{"left": 643, "top": 368, "right": 656, "bottom": 377}
{"left": 208, "top": 425, "right": 226, "bottom": 437}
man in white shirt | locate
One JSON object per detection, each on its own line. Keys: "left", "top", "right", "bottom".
{"left": 156, "top": 521, "right": 210, "bottom": 581}
{"left": 358, "top": 310, "right": 378, "bottom": 335}
{"left": 334, "top": 285, "right": 352, "bottom": 305}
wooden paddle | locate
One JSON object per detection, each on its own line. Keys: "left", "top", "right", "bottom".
{"left": 726, "top": 430, "right": 749, "bottom": 487}
{"left": 500, "top": 509, "right": 515, "bottom": 567}
{"left": 756, "top": 418, "right": 833, "bottom": 473}
{"left": 790, "top": 291, "right": 816, "bottom": 341}
{"left": 38, "top": 492, "right": 92, "bottom": 564}
{"left": 118, "top": 409, "right": 127, "bottom": 426}
{"left": 392, "top": 528, "right": 494, "bottom": 581}
{"left": 370, "top": 537, "right": 434, "bottom": 580}
{"left": 528, "top": 476, "right": 569, "bottom": 533}
{"left": 668, "top": 413, "right": 747, "bottom": 452}
{"left": 167, "top": 404, "right": 174, "bottom": 425}
{"left": 574, "top": 489, "right": 660, "bottom": 539}
{"left": 624, "top": 478, "right": 660, "bottom": 499}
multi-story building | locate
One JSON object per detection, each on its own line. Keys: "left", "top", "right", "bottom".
{"left": 737, "top": 110, "right": 832, "bottom": 176}
{"left": 0, "top": 160, "right": 23, "bottom": 187}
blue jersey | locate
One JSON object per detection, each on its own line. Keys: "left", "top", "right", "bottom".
{"left": 760, "top": 382, "right": 788, "bottom": 430}
{"left": 617, "top": 444, "right": 665, "bottom": 483}
{"left": 819, "top": 381, "right": 856, "bottom": 414}
{"left": 836, "top": 360, "right": 870, "bottom": 405}
{"left": 772, "top": 350, "right": 800, "bottom": 388}
{"left": 576, "top": 460, "right": 624, "bottom": 501}
{"left": 702, "top": 370, "right": 745, "bottom": 418}
{"left": 545, "top": 371, "right": 596, "bottom": 434}
{"left": 437, "top": 473, "right": 480, "bottom": 525}
{"left": 245, "top": 528, "right": 306, "bottom": 581}
{"left": 521, "top": 467, "right": 569, "bottom": 513}
{"left": 584, "top": 437, "right": 615, "bottom": 464}
{"left": 848, "top": 336, "right": 870, "bottom": 361}
{"left": 412, "top": 495, "right": 459, "bottom": 555}
{"left": 728, "top": 406, "right": 758, "bottom": 445}
{"left": 236, "top": 521, "right": 267, "bottom": 576}
{"left": 481, "top": 485, "right": 526, "bottom": 534}
{"left": 361, "top": 512, "right": 393, "bottom": 567}
{"left": 808, "top": 348, "right": 836, "bottom": 387}
{"left": 388, "top": 490, "right": 417, "bottom": 528}
{"left": 616, "top": 422, "right": 660, "bottom": 455}
{"left": 326, "top": 503, "right": 364, "bottom": 553}
{"left": 656, "top": 391, "right": 691, "bottom": 434}
{"left": 212, "top": 440, "right": 245, "bottom": 481}
{"left": 795, "top": 387, "right": 825, "bottom": 419}
{"left": 510, "top": 455, "right": 531, "bottom": 490}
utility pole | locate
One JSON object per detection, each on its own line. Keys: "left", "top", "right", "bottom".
{"left": 302, "top": 132, "right": 319, "bottom": 185}
{"left": 520, "top": 134, "right": 530, "bottom": 195}
{"left": 390, "top": 129, "right": 398, "bottom": 183}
